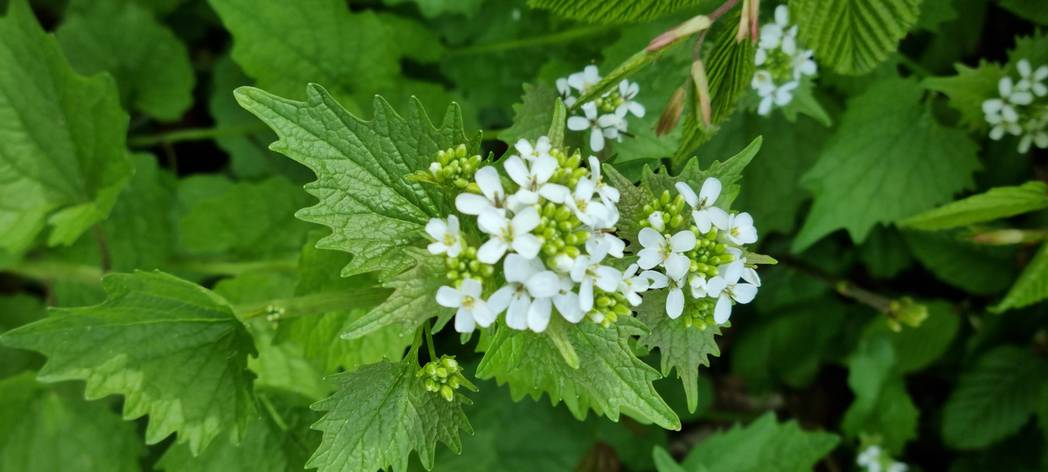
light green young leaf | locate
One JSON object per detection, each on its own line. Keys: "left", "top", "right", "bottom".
{"left": 307, "top": 359, "right": 472, "bottom": 472}
{"left": 0, "top": 373, "right": 143, "bottom": 472}
{"left": 791, "top": 0, "right": 921, "bottom": 75}
{"left": 794, "top": 77, "right": 980, "bottom": 251}
{"left": 0, "top": 0, "right": 132, "bottom": 252}
{"left": 899, "top": 181, "right": 1048, "bottom": 231}
{"left": 922, "top": 62, "right": 1005, "bottom": 131}
{"left": 501, "top": 83, "right": 558, "bottom": 146}
{"left": 676, "top": 412, "right": 839, "bottom": 472}
{"left": 942, "top": 346, "right": 1047, "bottom": 449}
{"left": 236, "top": 85, "right": 467, "bottom": 279}
{"left": 0, "top": 271, "right": 257, "bottom": 454}
{"left": 477, "top": 319, "right": 681, "bottom": 430}
{"left": 637, "top": 291, "right": 721, "bottom": 414}
{"left": 994, "top": 243, "right": 1048, "bottom": 312}
{"left": 341, "top": 249, "right": 448, "bottom": 340}
{"left": 527, "top": 0, "right": 714, "bottom": 25}
{"left": 874, "top": 301, "right": 959, "bottom": 374}
{"left": 56, "top": 0, "right": 194, "bottom": 121}
{"left": 904, "top": 231, "right": 1015, "bottom": 295}
{"left": 1000, "top": 0, "right": 1048, "bottom": 25}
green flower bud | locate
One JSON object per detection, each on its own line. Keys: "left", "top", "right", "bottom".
{"left": 440, "top": 385, "right": 455, "bottom": 402}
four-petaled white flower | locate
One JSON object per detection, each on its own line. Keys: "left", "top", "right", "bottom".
{"left": 476, "top": 206, "right": 542, "bottom": 263}
{"left": 565, "top": 177, "right": 613, "bottom": 228}
{"left": 514, "top": 136, "right": 552, "bottom": 162}
{"left": 504, "top": 154, "right": 568, "bottom": 210}
{"left": 456, "top": 166, "right": 507, "bottom": 215}
{"left": 725, "top": 212, "right": 758, "bottom": 245}
{"left": 567, "top": 102, "right": 619, "bottom": 151}
{"left": 637, "top": 227, "right": 696, "bottom": 280}
{"left": 616, "top": 80, "right": 646, "bottom": 118}
{"left": 1016, "top": 59, "right": 1048, "bottom": 97}
{"left": 425, "top": 215, "right": 463, "bottom": 257}
{"left": 437, "top": 278, "right": 495, "bottom": 333}
{"left": 676, "top": 179, "right": 728, "bottom": 232}
{"left": 567, "top": 65, "right": 601, "bottom": 95}
{"left": 982, "top": 97, "right": 1021, "bottom": 140}
{"left": 487, "top": 254, "right": 560, "bottom": 332}
{"left": 751, "top": 5, "right": 816, "bottom": 115}
{"left": 619, "top": 263, "right": 660, "bottom": 306}
{"left": 587, "top": 156, "right": 621, "bottom": 206}
{"left": 753, "top": 71, "right": 800, "bottom": 116}
{"left": 707, "top": 262, "right": 759, "bottom": 325}
{"left": 570, "top": 241, "right": 623, "bottom": 312}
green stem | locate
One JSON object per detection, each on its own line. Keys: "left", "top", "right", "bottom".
{"left": 172, "top": 257, "right": 299, "bottom": 276}
{"left": 6, "top": 256, "right": 299, "bottom": 285}
{"left": 6, "top": 259, "right": 104, "bottom": 285}
{"left": 234, "top": 288, "right": 391, "bottom": 321}
{"left": 897, "top": 54, "right": 933, "bottom": 79}
{"left": 423, "top": 321, "right": 437, "bottom": 361}
{"left": 127, "top": 124, "right": 266, "bottom": 147}
{"left": 446, "top": 24, "right": 615, "bottom": 57}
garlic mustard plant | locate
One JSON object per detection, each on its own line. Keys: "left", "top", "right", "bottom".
{"left": 982, "top": 59, "right": 1048, "bottom": 153}
{"left": 559, "top": 65, "right": 644, "bottom": 151}
{"left": 751, "top": 4, "right": 817, "bottom": 115}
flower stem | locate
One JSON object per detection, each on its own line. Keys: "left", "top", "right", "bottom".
{"left": 127, "top": 124, "right": 267, "bottom": 147}
{"left": 423, "top": 321, "right": 438, "bottom": 362}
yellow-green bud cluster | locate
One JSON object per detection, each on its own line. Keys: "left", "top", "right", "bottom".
{"left": 429, "top": 144, "right": 483, "bottom": 190}
{"left": 762, "top": 47, "right": 796, "bottom": 84}
{"left": 445, "top": 245, "right": 494, "bottom": 285}
{"left": 886, "top": 297, "right": 928, "bottom": 332}
{"left": 638, "top": 190, "right": 690, "bottom": 233}
{"left": 683, "top": 297, "right": 717, "bottom": 330}
{"left": 535, "top": 201, "right": 587, "bottom": 267}
{"left": 548, "top": 148, "right": 588, "bottom": 188}
{"left": 688, "top": 228, "right": 734, "bottom": 279}
{"left": 587, "top": 289, "right": 631, "bottom": 326}
{"left": 417, "top": 355, "right": 469, "bottom": 402}
{"left": 594, "top": 90, "right": 624, "bottom": 114}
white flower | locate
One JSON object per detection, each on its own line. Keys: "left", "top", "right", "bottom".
{"left": 1015, "top": 59, "right": 1048, "bottom": 97}
{"left": 707, "top": 262, "right": 758, "bottom": 324}
{"left": 588, "top": 231, "right": 625, "bottom": 259}
{"left": 725, "top": 212, "right": 758, "bottom": 245}
{"left": 567, "top": 65, "right": 601, "bottom": 94}
{"left": 756, "top": 78, "right": 799, "bottom": 115}
{"left": 570, "top": 241, "right": 623, "bottom": 312}
{"left": 758, "top": 5, "right": 791, "bottom": 50}
{"left": 487, "top": 254, "right": 560, "bottom": 332}
{"left": 514, "top": 136, "right": 552, "bottom": 162}
{"left": 647, "top": 211, "right": 666, "bottom": 231}
{"left": 568, "top": 102, "right": 619, "bottom": 151}
{"left": 689, "top": 274, "right": 712, "bottom": 298}
{"left": 856, "top": 446, "right": 882, "bottom": 472}
{"left": 586, "top": 155, "right": 620, "bottom": 206}
{"left": 664, "top": 268, "right": 688, "bottom": 319}
{"left": 425, "top": 215, "right": 463, "bottom": 257}
{"left": 565, "top": 177, "right": 613, "bottom": 228}
{"left": 476, "top": 206, "right": 542, "bottom": 263}
{"left": 437, "top": 278, "right": 494, "bottom": 333}
{"left": 619, "top": 263, "right": 654, "bottom": 306}
{"left": 553, "top": 275, "right": 584, "bottom": 323}
{"left": 792, "top": 49, "right": 818, "bottom": 78}
{"left": 886, "top": 464, "right": 908, "bottom": 472}
{"left": 982, "top": 97, "right": 1022, "bottom": 139}
{"left": 637, "top": 227, "right": 696, "bottom": 280}
{"left": 504, "top": 154, "right": 568, "bottom": 210}
{"left": 727, "top": 247, "right": 761, "bottom": 287}
{"left": 555, "top": 78, "right": 572, "bottom": 98}
{"left": 456, "top": 166, "right": 507, "bottom": 215}
{"left": 1018, "top": 112, "right": 1048, "bottom": 153}
{"left": 676, "top": 179, "right": 728, "bottom": 232}
{"left": 616, "top": 80, "right": 645, "bottom": 118}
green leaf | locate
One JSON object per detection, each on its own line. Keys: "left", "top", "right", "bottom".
{"left": 857, "top": 227, "right": 914, "bottom": 279}
{"left": 652, "top": 446, "right": 689, "bottom": 472}
{"left": 793, "top": 77, "right": 980, "bottom": 251}
{"left": 176, "top": 175, "right": 312, "bottom": 259}
{"left": 307, "top": 359, "right": 472, "bottom": 472}
{"left": 915, "top": 0, "right": 958, "bottom": 32}
{"left": 791, "top": 0, "right": 921, "bottom": 75}
{"left": 904, "top": 231, "right": 1015, "bottom": 295}
{"left": 676, "top": 412, "right": 839, "bottom": 472}
{"left": 1000, "top": 0, "right": 1048, "bottom": 24}
{"left": 104, "top": 153, "right": 177, "bottom": 272}
{"left": 942, "top": 346, "right": 1047, "bottom": 449}
{"left": 527, "top": 0, "right": 714, "bottom": 25}
{"left": 899, "top": 181, "right": 1048, "bottom": 231}
{"left": 0, "top": 0, "right": 132, "bottom": 252}
{"left": 157, "top": 392, "right": 320, "bottom": 472}
{"left": 841, "top": 336, "right": 918, "bottom": 453}
{"left": 341, "top": 249, "right": 449, "bottom": 340}
{"left": 0, "top": 294, "right": 45, "bottom": 378}
{"left": 922, "top": 62, "right": 1005, "bottom": 131}
{"left": 235, "top": 85, "right": 467, "bottom": 279}
{"left": 501, "top": 83, "right": 558, "bottom": 146}
{"left": 0, "top": 271, "right": 257, "bottom": 454}
{"left": 56, "top": 0, "right": 194, "bottom": 121}
{"left": 637, "top": 291, "right": 721, "bottom": 413}
{"left": 477, "top": 319, "right": 681, "bottom": 430}
{"left": 0, "top": 373, "right": 143, "bottom": 472}
{"left": 383, "top": 0, "right": 485, "bottom": 18}
{"left": 994, "top": 243, "right": 1048, "bottom": 312}
{"left": 879, "top": 301, "right": 959, "bottom": 374}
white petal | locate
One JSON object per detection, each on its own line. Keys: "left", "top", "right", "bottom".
{"left": 713, "top": 295, "right": 732, "bottom": 324}
{"left": 507, "top": 296, "right": 529, "bottom": 330}
{"left": 487, "top": 285, "right": 514, "bottom": 314}
{"left": 587, "top": 237, "right": 609, "bottom": 263}
{"left": 638, "top": 227, "right": 664, "bottom": 249}
{"left": 597, "top": 113, "right": 621, "bottom": 128}
{"left": 526, "top": 271, "right": 560, "bottom": 298}
{"left": 503, "top": 155, "right": 530, "bottom": 186}
{"left": 455, "top": 307, "right": 476, "bottom": 332}
{"left": 666, "top": 288, "right": 684, "bottom": 319}
{"left": 477, "top": 239, "right": 508, "bottom": 264}
{"left": 456, "top": 193, "right": 492, "bottom": 215}
{"left": 477, "top": 208, "right": 508, "bottom": 235}
{"left": 512, "top": 206, "right": 540, "bottom": 233}
{"left": 436, "top": 286, "right": 462, "bottom": 308}
{"left": 427, "top": 241, "right": 446, "bottom": 255}
{"left": 582, "top": 101, "right": 598, "bottom": 119}
{"left": 570, "top": 256, "right": 589, "bottom": 282}
{"left": 708, "top": 207, "right": 729, "bottom": 230}
{"left": 644, "top": 271, "right": 668, "bottom": 289}
{"left": 706, "top": 276, "right": 726, "bottom": 297}
{"left": 999, "top": 77, "right": 1014, "bottom": 97}
{"left": 425, "top": 218, "right": 447, "bottom": 240}
{"left": 675, "top": 182, "right": 698, "bottom": 207}
{"left": 690, "top": 276, "right": 709, "bottom": 298}
{"left": 460, "top": 278, "right": 483, "bottom": 297}
{"left": 637, "top": 248, "right": 663, "bottom": 270}
{"left": 628, "top": 101, "right": 646, "bottom": 117}
{"left": 578, "top": 278, "right": 595, "bottom": 313}
{"left": 538, "top": 183, "right": 569, "bottom": 203}
{"left": 758, "top": 96, "right": 773, "bottom": 115}
{"left": 554, "top": 292, "right": 584, "bottom": 323}
{"left": 472, "top": 300, "right": 496, "bottom": 327}
{"left": 647, "top": 211, "right": 665, "bottom": 231}
{"left": 1018, "top": 59, "right": 1031, "bottom": 77}
{"left": 532, "top": 156, "right": 558, "bottom": 183}
{"left": 527, "top": 297, "right": 552, "bottom": 332}
{"left": 982, "top": 98, "right": 1003, "bottom": 115}
{"left": 670, "top": 230, "right": 697, "bottom": 252}
{"left": 508, "top": 190, "right": 538, "bottom": 211}
{"left": 693, "top": 210, "right": 712, "bottom": 233}
{"left": 699, "top": 177, "right": 722, "bottom": 207}
{"left": 512, "top": 234, "right": 542, "bottom": 259}
{"left": 590, "top": 128, "right": 605, "bottom": 151}
{"left": 775, "top": 4, "right": 789, "bottom": 25}
{"left": 742, "top": 268, "right": 761, "bottom": 287}
{"left": 594, "top": 266, "right": 622, "bottom": 292}
{"left": 475, "top": 166, "right": 503, "bottom": 201}
{"left": 732, "top": 283, "right": 758, "bottom": 304}
{"left": 604, "top": 235, "right": 625, "bottom": 258}
{"left": 665, "top": 253, "right": 691, "bottom": 281}
{"left": 567, "top": 116, "right": 590, "bottom": 131}
{"left": 514, "top": 138, "right": 534, "bottom": 156}
{"left": 503, "top": 253, "right": 536, "bottom": 283}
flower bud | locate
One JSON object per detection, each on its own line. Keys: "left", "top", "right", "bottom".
{"left": 656, "top": 85, "right": 687, "bottom": 136}
{"left": 691, "top": 60, "right": 712, "bottom": 126}
{"left": 646, "top": 14, "right": 712, "bottom": 52}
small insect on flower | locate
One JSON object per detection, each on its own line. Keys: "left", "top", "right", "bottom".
{"left": 982, "top": 58, "right": 1048, "bottom": 153}
{"left": 751, "top": 5, "right": 817, "bottom": 116}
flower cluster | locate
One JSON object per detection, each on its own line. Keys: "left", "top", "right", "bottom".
{"left": 635, "top": 178, "right": 761, "bottom": 329}
{"left": 557, "top": 65, "right": 645, "bottom": 152}
{"left": 429, "top": 137, "right": 653, "bottom": 333}
{"left": 751, "top": 5, "right": 817, "bottom": 116}
{"left": 856, "top": 445, "right": 908, "bottom": 472}
{"left": 417, "top": 355, "right": 475, "bottom": 402}
{"left": 981, "top": 58, "right": 1048, "bottom": 153}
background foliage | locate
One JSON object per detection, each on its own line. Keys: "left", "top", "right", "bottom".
{"left": 0, "top": 0, "right": 1047, "bottom": 471}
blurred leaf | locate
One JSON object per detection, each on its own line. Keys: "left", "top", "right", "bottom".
{"left": 1000, "top": 0, "right": 1048, "bottom": 24}
{"left": 676, "top": 413, "right": 839, "bottom": 471}
{"left": 528, "top": 0, "right": 714, "bottom": 25}
{"left": 899, "top": 181, "right": 1048, "bottom": 231}
{"left": 791, "top": 0, "right": 921, "bottom": 74}
{"left": 104, "top": 154, "right": 177, "bottom": 271}
{"left": 858, "top": 226, "right": 913, "bottom": 279}
{"left": 841, "top": 336, "right": 918, "bottom": 453}
{"left": 56, "top": 0, "right": 194, "bottom": 121}
{"left": 994, "top": 243, "right": 1048, "bottom": 312}
{"left": 904, "top": 231, "right": 1015, "bottom": 295}
{"left": 794, "top": 77, "right": 980, "bottom": 251}
{"left": 501, "top": 83, "right": 558, "bottom": 145}
{"left": 383, "top": 0, "right": 485, "bottom": 18}
{"left": 915, "top": 0, "right": 958, "bottom": 31}
{"left": 0, "top": 295, "right": 45, "bottom": 378}
{"left": 923, "top": 61, "right": 1005, "bottom": 131}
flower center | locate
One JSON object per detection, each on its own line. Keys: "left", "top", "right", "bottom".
{"left": 461, "top": 295, "right": 475, "bottom": 309}
{"left": 443, "top": 233, "right": 457, "bottom": 246}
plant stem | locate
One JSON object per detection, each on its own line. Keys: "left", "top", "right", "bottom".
{"left": 127, "top": 124, "right": 266, "bottom": 147}
{"left": 172, "top": 257, "right": 299, "bottom": 276}
{"left": 234, "top": 288, "right": 391, "bottom": 321}
{"left": 897, "top": 54, "right": 933, "bottom": 79}
{"left": 5, "top": 256, "right": 299, "bottom": 285}
{"left": 423, "top": 321, "right": 437, "bottom": 361}
{"left": 446, "top": 24, "right": 615, "bottom": 57}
